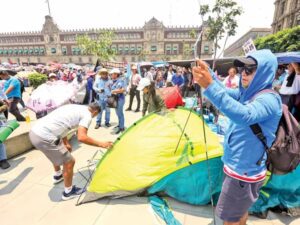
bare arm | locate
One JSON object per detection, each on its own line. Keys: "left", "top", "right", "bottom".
{"left": 5, "top": 86, "right": 14, "bottom": 95}
{"left": 77, "top": 126, "right": 113, "bottom": 148}
{"left": 111, "top": 88, "right": 125, "bottom": 94}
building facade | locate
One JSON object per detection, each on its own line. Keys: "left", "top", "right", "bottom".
{"left": 223, "top": 28, "right": 272, "bottom": 57}
{"left": 272, "top": 0, "right": 300, "bottom": 33}
{"left": 0, "top": 16, "right": 213, "bottom": 65}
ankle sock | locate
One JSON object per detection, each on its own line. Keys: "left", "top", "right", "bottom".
{"left": 64, "top": 186, "right": 73, "bottom": 194}
{"left": 55, "top": 170, "right": 62, "bottom": 177}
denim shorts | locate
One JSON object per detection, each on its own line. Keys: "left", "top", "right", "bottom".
{"left": 216, "top": 174, "right": 264, "bottom": 222}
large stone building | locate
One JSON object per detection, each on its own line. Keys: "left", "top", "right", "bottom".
{"left": 223, "top": 28, "right": 272, "bottom": 57}
{"left": 0, "top": 16, "right": 213, "bottom": 65}
{"left": 272, "top": 0, "right": 300, "bottom": 33}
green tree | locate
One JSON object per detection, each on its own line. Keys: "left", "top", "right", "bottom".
{"left": 199, "top": 0, "right": 242, "bottom": 69}
{"left": 183, "top": 43, "right": 192, "bottom": 59}
{"left": 28, "top": 73, "right": 48, "bottom": 89}
{"left": 255, "top": 26, "right": 300, "bottom": 52}
{"left": 76, "top": 30, "right": 115, "bottom": 62}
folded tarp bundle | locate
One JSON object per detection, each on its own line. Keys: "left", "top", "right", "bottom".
{"left": 0, "top": 120, "right": 20, "bottom": 143}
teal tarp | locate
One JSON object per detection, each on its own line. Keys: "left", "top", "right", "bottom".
{"left": 148, "top": 157, "right": 223, "bottom": 205}
{"left": 149, "top": 196, "right": 181, "bottom": 225}
{"left": 250, "top": 165, "right": 300, "bottom": 214}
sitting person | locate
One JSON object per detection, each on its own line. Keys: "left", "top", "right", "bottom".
{"left": 137, "top": 78, "right": 166, "bottom": 116}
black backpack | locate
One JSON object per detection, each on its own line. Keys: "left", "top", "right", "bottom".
{"left": 250, "top": 90, "right": 300, "bottom": 175}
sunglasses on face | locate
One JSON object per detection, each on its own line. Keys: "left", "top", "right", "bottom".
{"left": 239, "top": 66, "right": 257, "bottom": 76}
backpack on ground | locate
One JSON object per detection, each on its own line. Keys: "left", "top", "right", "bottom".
{"left": 250, "top": 90, "right": 300, "bottom": 175}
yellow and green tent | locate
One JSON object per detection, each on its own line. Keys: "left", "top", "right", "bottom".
{"left": 80, "top": 108, "right": 224, "bottom": 204}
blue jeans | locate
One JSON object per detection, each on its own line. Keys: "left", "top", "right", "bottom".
{"left": 115, "top": 97, "right": 125, "bottom": 129}
{"left": 96, "top": 99, "right": 111, "bottom": 125}
{"left": 0, "top": 143, "right": 7, "bottom": 161}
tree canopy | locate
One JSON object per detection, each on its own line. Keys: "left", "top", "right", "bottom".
{"left": 76, "top": 30, "right": 115, "bottom": 61}
{"left": 255, "top": 26, "right": 300, "bottom": 52}
{"left": 199, "top": 0, "right": 243, "bottom": 68}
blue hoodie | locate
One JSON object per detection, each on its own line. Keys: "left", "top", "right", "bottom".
{"left": 204, "top": 49, "right": 282, "bottom": 177}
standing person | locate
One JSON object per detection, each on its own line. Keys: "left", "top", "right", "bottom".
{"left": 137, "top": 78, "right": 166, "bottom": 116}
{"left": 172, "top": 67, "right": 184, "bottom": 94}
{"left": 279, "top": 63, "right": 300, "bottom": 106}
{"left": 145, "top": 67, "right": 155, "bottom": 82}
{"left": 0, "top": 100, "right": 10, "bottom": 169}
{"left": 87, "top": 72, "right": 96, "bottom": 104}
{"left": 272, "top": 65, "right": 287, "bottom": 92}
{"left": 71, "top": 73, "right": 87, "bottom": 104}
{"left": 0, "top": 70, "right": 26, "bottom": 121}
{"left": 223, "top": 67, "right": 240, "bottom": 89}
{"left": 110, "top": 68, "right": 126, "bottom": 134}
{"left": 29, "top": 103, "right": 113, "bottom": 200}
{"left": 155, "top": 71, "right": 165, "bottom": 88}
{"left": 182, "top": 67, "right": 192, "bottom": 97}
{"left": 126, "top": 65, "right": 141, "bottom": 112}
{"left": 93, "top": 68, "right": 111, "bottom": 129}
{"left": 166, "top": 65, "right": 174, "bottom": 87}
{"left": 192, "top": 49, "right": 282, "bottom": 225}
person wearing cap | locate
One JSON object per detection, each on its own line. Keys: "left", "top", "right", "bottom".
{"left": 110, "top": 68, "right": 126, "bottom": 134}
{"left": 137, "top": 78, "right": 166, "bottom": 117}
{"left": 126, "top": 65, "right": 141, "bottom": 112}
{"left": 48, "top": 73, "right": 58, "bottom": 82}
{"left": 93, "top": 68, "right": 112, "bottom": 129}
{"left": 192, "top": 49, "right": 282, "bottom": 225}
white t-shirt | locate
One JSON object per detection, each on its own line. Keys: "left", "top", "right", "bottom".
{"left": 166, "top": 71, "right": 173, "bottom": 83}
{"left": 279, "top": 74, "right": 300, "bottom": 95}
{"left": 31, "top": 104, "right": 92, "bottom": 141}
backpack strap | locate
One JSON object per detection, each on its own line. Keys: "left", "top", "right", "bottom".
{"left": 249, "top": 89, "right": 278, "bottom": 166}
{"left": 250, "top": 89, "right": 278, "bottom": 102}
{"left": 250, "top": 124, "right": 269, "bottom": 166}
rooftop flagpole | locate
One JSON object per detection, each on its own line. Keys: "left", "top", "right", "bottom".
{"left": 45, "top": 0, "right": 52, "bottom": 16}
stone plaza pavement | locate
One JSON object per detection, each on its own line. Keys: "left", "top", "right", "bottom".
{"left": 1, "top": 97, "right": 300, "bottom": 225}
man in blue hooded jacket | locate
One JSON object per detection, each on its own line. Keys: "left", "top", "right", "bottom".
{"left": 192, "top": 49, "right": 282, "bottom": 225}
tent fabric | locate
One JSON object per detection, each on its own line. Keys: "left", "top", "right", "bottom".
{"left": 149, "top": 196, "right": 182, "bottom": 225}
{"left": 158, "top": 87, "right": 184, "bottom": 109}
{"left": 250, "top": 165, "right": 300, "bottom": 215}
{"left": 148, "top": 157, "right": 223, "bottom": 205}
{"left": 81, "top": 108, "right": 223, "bottom": 203}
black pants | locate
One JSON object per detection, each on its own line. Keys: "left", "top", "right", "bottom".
{"left": 128, "top": 87, "right": 140, "bottom": 110}
{"left": 8, "top": 98, "right": 26, "bottom": 121}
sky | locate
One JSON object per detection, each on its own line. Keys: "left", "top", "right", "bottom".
{"left": 0, "top": 0, "right": 275, "bottom": 48}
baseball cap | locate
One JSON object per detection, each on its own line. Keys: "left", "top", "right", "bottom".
{"left": 137, "top": 78, "right": 151, "bottom": 91}
{"left": 49, "top": 73, "right": 57, "bottom": 78}
{"left": 110, "top": 68, "right": 121, "bottom": 74}
{"left": 233, "top": 57, "right": 257, "bottom": 67}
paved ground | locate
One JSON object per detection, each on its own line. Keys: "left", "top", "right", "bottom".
{"left": 1, "top": 92, "right": 299, "bottom": 225}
